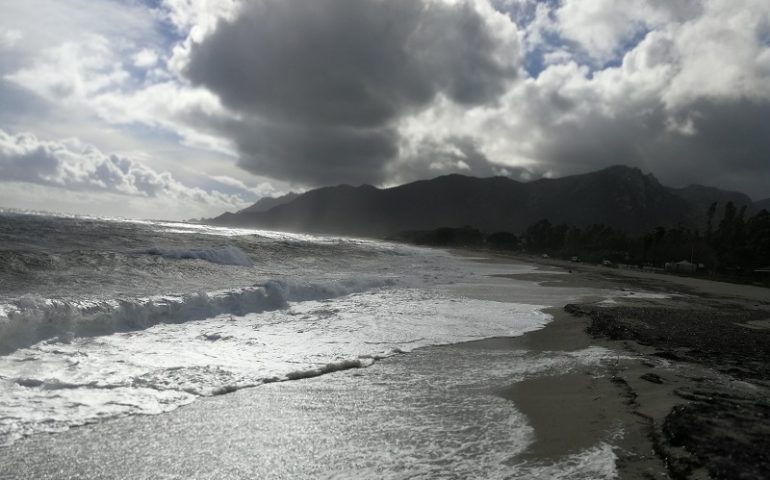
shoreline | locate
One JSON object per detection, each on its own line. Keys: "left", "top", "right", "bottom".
{"left": 455, "top": 248, "right": 770, "bottom": 302}
{"left": 486, "top": 252, "right": 770, "bottom": 480}
{"left": 3, "top": 250, "right": 769, "bottom": 478}
{"left": 461, "top": 307, "right": 674, "bottom": 479}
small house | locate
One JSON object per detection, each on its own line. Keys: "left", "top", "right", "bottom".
{"left": 666, "top": 260, "right": 697, "bottom": 273}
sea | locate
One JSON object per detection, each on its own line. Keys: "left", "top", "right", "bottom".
{"left": 0, "top": 210, "right": 630, "bottom": 479}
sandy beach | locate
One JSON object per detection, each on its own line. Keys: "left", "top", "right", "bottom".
{"left": 2, "top": 251, "right": 769, "bottom": 479}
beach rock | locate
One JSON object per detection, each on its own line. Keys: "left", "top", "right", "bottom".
{"left": 663, "top": 393, "right": 770, "bottom": 480}
{"left": 566, "top": 299, "right": 770, "bottom": 480}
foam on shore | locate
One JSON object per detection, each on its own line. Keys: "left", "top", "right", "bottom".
{"left": 0, "top": 287, "right": 551, "bottom": 446}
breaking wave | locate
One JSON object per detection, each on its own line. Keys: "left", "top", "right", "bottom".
{"left": 0, "top": 277, "right": 395, "bottom": 355}
{"left": 140, "top": 245, "right": 254, "bottom": 266}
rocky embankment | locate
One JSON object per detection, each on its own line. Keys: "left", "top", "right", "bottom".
{"left": 566, "top": 297, "right": 770, "bottom": 480}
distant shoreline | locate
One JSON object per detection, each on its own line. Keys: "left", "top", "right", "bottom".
{"left": 451, "top": 246, "right": 770, "bottom": 293}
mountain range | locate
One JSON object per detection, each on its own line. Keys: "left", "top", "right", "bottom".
{"left": 755, "top": 197, "right": 770, "bottom": 212}
{"left": 233, "top": 192, "right": 300, "bottom": 215}
{"left": 210, "top": 166, "right": 766, "bottom": 237}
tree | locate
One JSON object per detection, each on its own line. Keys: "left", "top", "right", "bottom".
{"left": 524, "top": 219, "right": 553, "bottom": 251}
{"left": 715, "top": 201, "right": 737, "bottom": 252}
{"left": 706, "top": 201, "right": 717, "bottom": 240}
{"left": 487, "top": 231, "right": 519, "bottom": 249}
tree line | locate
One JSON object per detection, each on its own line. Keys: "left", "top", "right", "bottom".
{"left": 392, "top": 202, "right": 770, "bottom": 281}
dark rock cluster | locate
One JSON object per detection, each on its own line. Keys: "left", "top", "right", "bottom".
{"left": 566, "top": 300, "right": 770, "bottom": 479}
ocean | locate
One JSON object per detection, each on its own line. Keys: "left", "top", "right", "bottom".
{"left": 0, "top": 210, "right": 628, "bottom": 478}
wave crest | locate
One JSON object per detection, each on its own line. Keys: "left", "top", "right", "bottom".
{"left": 0, "top": 277, "right": 394, "bottom": 355}
{"left": 141, "top": 245, "right": 254, "bottom": 266}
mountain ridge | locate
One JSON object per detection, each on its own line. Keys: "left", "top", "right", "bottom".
{"left": 667, "top": 184, "right": 753, "bottom": 217}
{"left": 210, "top": 165, "right": 759, "bottom": 237}
{"left": 236, "top": 192, "right": 300, "bottom": 215}
{"left": 755, "top": 198, "right": 770, "bottom": 212}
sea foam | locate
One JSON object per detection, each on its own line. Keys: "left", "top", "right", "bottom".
{"left": 0, "top": 287, "right": 552, "bottom": 446}
{"left": 0, "top": 277, "right": 395, "bottom": 354}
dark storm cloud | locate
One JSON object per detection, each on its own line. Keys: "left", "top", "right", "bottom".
{"left": 227, "top": 119, "right": 399, "bottom": 186}
{"left": 651, "top": 100, "right": 770, "bottom": 197}
{"left": 185, "top": 0, "right": 519, "bottom": 186}
{"left": 527, "top": 97, "right": 770, "bottom": 199}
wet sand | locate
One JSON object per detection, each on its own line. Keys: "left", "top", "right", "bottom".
{"left": 463, "top": 308, "right": 675, "bottom": 479}
{"left": 454, "top": 248, "right": 770, "bottom": 479}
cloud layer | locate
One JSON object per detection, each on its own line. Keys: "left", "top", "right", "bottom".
{"left": 393, "top": 0, "right": 770, "bottom": 195}
{"left": 179, "top": 0, "right": 770, "bottom": 195}
{"left": 1, "top": 0, "right": 770, "bottom": 219}
{"left": 185, "top": 0, "right": 521, "bottom": 185}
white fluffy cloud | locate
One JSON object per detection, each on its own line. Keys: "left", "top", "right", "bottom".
{"left": 0, "top": 129, "right": 255, "bottom": 212}
{"left": 0, "top": 0, "right": 279, "bottom": 218}
{"left": 132, "top": 49, "right": 160, "bottom": 69}
{"left": 5, "top": 33, "right": 235, "bottom": 154}
{"left": 7, "top": 36, "right": 129, "bottom": 103}
{"left": 553, "top": 0, "right": 701, "bottom": 63}
{"left": 0, "top": 28, "right": 22, "bottom": 49}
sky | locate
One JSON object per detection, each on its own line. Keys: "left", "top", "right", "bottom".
{"left": 1, "top": 0, "right": 769, "bottom": 219}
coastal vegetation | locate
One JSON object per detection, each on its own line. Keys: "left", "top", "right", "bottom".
{"left": 392, "top": 202, "right": 770, "bottom": 284}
